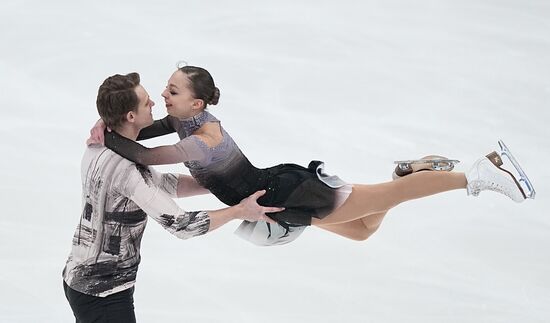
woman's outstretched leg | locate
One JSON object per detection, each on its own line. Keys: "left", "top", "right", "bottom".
{"left": 313, "top": 171, "right": 466, "bottom": 226}
{"left": 313, "top": 150, "right": 530, "bottom": 226}
{"left": 316, "top": 211, "right": 388, "bottom": 241}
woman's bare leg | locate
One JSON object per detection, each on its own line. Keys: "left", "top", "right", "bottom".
{"left": 313, "top": 171, "right": 467, "bottom": 226}
{"left": 316, "top": 211, "right": 387, "bottom": 241}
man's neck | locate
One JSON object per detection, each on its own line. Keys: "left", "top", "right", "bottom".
{"left": 113, "top": 124, "right": 139, "bottom": 141}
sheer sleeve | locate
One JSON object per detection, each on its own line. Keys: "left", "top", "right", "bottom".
{"left": 104, "top": 129, "right": 207, "bottom": 166}
{"left": 136, "top": 115, "right": 176, "bottom": 141}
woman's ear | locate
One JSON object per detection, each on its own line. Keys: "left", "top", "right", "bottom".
{"left": 192, "top": 99, "right": 205, "bottom": 111}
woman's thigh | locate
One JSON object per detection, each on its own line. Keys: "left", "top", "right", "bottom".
{"left": 316, "top": 211, "right": 387, "bottom": 241}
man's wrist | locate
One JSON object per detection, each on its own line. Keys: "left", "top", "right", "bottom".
{"left": 230, "top": 203, "right": 244, "bottom": 221}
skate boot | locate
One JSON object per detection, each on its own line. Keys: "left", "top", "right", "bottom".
{"left": 392, "top": 155, "right": 459, "bottom": 180}
{"left": 466, "top": 150, "right": 529, "bottom": 203}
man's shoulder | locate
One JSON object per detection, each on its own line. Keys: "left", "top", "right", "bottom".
{"left": 83, "top": 145, "right": 136, "bottom": 170}
{"left": 82, "top": 145, "right": 160, "bottom": 183}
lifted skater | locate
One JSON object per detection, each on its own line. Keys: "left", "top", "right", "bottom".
{"left": 63, "top": 73, "right": 283, "bottom": 323}
{"left": 89, "top": 65, "right": 535, "bottom": 246}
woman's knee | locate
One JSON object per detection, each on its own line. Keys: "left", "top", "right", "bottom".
{"left": 343, "top": 220, "right": 381, "bottom": 241}
{"left": 355, "top": 224, "right": 380, "bottom": 241}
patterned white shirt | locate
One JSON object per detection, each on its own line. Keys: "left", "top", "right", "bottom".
{"left": 62, "top": 145, "right": 210, "bottom": 297}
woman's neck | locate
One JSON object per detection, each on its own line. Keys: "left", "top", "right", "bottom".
{"left": 179, "top": 110, "right": 217, "bottom": 136}
{"left": 179, "top": 109, "right": 204, "bottom": 120}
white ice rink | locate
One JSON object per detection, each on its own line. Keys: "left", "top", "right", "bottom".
{"left": 1, "top": 1, "right": 549, "bottom": 322}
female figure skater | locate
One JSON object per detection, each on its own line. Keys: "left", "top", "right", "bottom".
{"left": 90, "top": 66, "right": 531, "bottom": 246}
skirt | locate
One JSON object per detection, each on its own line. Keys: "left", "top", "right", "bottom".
{"left": 258, "top": 160, "right": 351, "bottom": 226}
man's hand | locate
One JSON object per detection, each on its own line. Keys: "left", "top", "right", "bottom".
{"left": 237, "top": 190, "right": 283, "bottom": 223}
{"left": 86, "top": 119, "right": 109, "bottom": 146}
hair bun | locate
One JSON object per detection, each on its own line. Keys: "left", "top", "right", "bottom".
{"left": 209, "top": 87, "right": 220, "bottom": 105}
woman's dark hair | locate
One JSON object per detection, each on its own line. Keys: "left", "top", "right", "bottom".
{"left": 96, "top": 73, "right": 141, "bottom": 129}
{"left": 179, "top": 66, "right": 220, "bottom": 106}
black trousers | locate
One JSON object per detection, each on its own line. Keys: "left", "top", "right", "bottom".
{"left": 63, "top": 281, "right": 136, "bottom": 323}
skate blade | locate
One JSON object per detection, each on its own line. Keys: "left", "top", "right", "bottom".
{"left": 394, "top": 158, "right": 460, "bottom": 171}
{"left": 498, "top": 139, "right": 536, "bottom": 199}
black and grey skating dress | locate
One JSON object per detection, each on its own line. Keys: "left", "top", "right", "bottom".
{"left": 105, "top": 111, "right": 352, "bottom": 245}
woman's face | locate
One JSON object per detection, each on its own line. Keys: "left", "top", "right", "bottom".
{"left": 161, "top": 70, "right": 202, "bottom": 119}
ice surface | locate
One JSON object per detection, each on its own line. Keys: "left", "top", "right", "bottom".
{"left": 1, "top": 1, "right": 549, "bottom": 322}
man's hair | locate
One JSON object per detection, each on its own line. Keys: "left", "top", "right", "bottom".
{"left": 96, "top": 72, "right": 141, "bottom": 129}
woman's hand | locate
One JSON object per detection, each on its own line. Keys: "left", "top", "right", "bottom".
{"left": 237, "top": 190, "right": 283, "bottom": 223}
{"left": 86, "top": 119, "right": 108, "bottom": 146}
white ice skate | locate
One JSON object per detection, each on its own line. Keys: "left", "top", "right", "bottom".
{"left": 466, "top": 140, "right": 535, "bottom": 202}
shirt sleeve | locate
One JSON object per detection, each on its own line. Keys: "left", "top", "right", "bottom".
{"left": 117, "top": 163, "right": 210, "bottom": 239}
{"left": 136, "top": 116, "right": 177, "bottom": 141}
{"left": 157, "top": 173, "right": 179, "bottom": 198}
{"left": 104, "top": 129, "right": 207, "bottom": 166}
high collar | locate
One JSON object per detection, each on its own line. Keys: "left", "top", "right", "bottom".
{"left": 179, "top": 110, "right": 218, "bottom": 136}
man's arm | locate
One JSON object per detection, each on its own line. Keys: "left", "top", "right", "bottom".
{"left": 206, "top": 191, "right": 275, "bottom": 231}
{"left": 176, "top": 174, "right": 210, "bottom": 197}
{"left": 120, "top": 165, "right": 280, "bottom": 239}
{"left": 157, "top": 173, "right": 210, "bottom": 198}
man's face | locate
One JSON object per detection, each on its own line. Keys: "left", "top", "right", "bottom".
{"left": 133, "top": 85, "right": 155, "bottom": 129}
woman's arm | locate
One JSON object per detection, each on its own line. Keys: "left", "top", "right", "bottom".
{"left": 86, "top": 116, "right": 176, "bottom": 145}
{"left": 136, "top": 115, "right": 176, "bottom": 140}
{"left": 105, "top": 130, "right": 206, "bottom": 165}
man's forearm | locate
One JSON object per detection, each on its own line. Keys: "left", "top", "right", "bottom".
{"left": 207, "top": 204, "right": 243, "bottom": 232}
{"left": 176, "top": 174, "right": 210, "bottom": 197}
